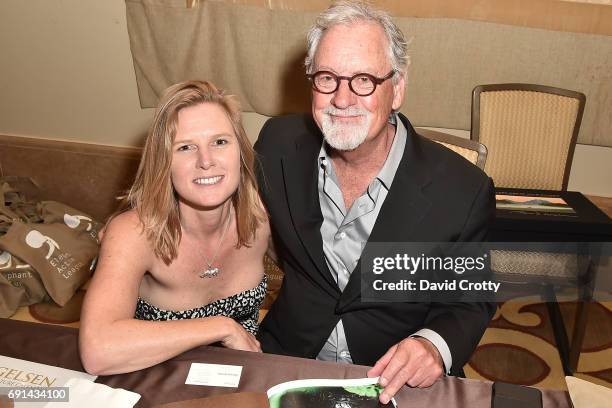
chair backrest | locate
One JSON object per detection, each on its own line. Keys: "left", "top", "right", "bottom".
{"left": 471, "top": 83, "right": 585, "bottom": 190}
{"left": 418, "top": 128, "right": 487, "bottom": 170}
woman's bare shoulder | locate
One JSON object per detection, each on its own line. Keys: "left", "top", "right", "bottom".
{"left": 106, "top": 209, "right": 143, "bottom": 231}
{"left": 101, "top": 210, "right": 152, "bottom": 268}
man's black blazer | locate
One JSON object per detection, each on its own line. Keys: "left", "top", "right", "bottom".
{"left": 254, "top": 113, "right": 496, "bottom": 376}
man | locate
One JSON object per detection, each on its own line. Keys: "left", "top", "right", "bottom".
{"left": 255, "top": 1, "right": 495, "bottom": 403}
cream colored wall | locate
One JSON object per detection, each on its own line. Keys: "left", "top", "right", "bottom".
{"left": 0, "top": 1, "right": 610, "bottom": 196}
{"left": 0, "top": 0, "right": 283, "bottom": 147}
{"left": 0, "top": 0, "right": 152, "bottom": 147}
{"left": 0, "top": 0, "right": 276, "bottom": 148}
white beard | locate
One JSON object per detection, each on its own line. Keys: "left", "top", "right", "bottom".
{"left": 320, "top": 107, "right": 371, "bottom": 151}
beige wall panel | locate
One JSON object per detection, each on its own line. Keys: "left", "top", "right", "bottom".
{"left": 126, "top": 0, "right": 316, "bottom": 115}
{"left": 206, "top": 0, "right": 612, "bottom": 36}
{"left": 401, "top": 19, "right": 612, "bottom": 147}
{"left": 126, "top": 1, "right": 612, "bottom": 147}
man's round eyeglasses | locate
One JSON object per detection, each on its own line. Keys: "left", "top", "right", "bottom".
{"left": 307, "top": 70, "right": 395, "bottom": 97}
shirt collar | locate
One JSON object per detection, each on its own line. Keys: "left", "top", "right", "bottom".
{"left": 377, "top": 113, "right": 406, "bottom": 190}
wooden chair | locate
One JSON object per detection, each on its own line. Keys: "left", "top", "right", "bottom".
{"left": 472, "top": 83, "right": 590, "bottom": 375}
{"left": 472, "top": 83, "right": 585, "bottom": 190}
{"left": 417, "top": 128, "right": 487, "bottom": 170}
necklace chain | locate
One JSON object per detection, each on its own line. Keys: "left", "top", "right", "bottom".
{"left": 199, "top": 208, "right": 232, "bottom": 278}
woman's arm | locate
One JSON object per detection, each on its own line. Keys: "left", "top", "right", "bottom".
{"left": 78, "top": 211, "right": 260, "bottom": 376}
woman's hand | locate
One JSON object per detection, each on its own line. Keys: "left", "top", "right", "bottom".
{"left": 220, "top": 318, "right": 262, "bottom": 352}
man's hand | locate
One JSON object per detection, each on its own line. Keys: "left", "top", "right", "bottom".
{"left": 367, "top": 337, "right": 444, "bottom": 404}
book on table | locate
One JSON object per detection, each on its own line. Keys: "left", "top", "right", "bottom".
{"left": 153, "top": 377, "right": 397, "bottom": 408}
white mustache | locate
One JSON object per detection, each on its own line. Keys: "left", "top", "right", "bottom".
{"left": 322, "top": 107, "right": 368, "bottom": 117}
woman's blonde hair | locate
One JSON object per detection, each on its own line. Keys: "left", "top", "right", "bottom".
{"left": 119, "top": 80, "right": 266, "bottom": 264}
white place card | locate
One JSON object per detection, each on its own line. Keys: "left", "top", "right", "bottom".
{"left": 185, "top": 363, "right": 242, "bottom": 388}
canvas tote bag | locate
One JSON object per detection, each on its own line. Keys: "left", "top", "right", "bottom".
{"left": 0, "top": 203, "right": 100, "bottom": 307}
{"left": 0, "top": 179, "right": 100, "bottom": 314}
{"left": 0, "top": 181, "right": 48, "bottom": 317}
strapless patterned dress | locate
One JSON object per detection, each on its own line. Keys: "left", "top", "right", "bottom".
{"left": 134, "top": 275, "right": 267, "bottom": 335}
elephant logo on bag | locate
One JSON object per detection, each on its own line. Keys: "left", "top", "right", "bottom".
{"left": 0, "top": 251, "right": 30, "bottom": 270}
{"left": 0, "top": 251, "right": 13, "bottom": 269}
{"left": 63, "top": 213, "right": 93, "bottom": 231}
{"left": 0, "top": 251, "right": 11, "bottom": 269}
{"left": 25, "top": 230, "right": 60, "bottom": 260}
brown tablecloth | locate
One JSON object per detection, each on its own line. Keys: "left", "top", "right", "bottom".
{"left": 0, "top": 318, "right": 572, "bottom": 407}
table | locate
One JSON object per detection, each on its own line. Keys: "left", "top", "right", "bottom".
{"left": 586, "top": 195, "right": 612, "bottom": 218}
{"left": 492, "top": 189, "right": 612, "bottom": 241}
{"left": 491, "top": 188, "right": 612, "bottom": 375}
{"left": 0, "top": 319, "right": 571, "bottom": 408}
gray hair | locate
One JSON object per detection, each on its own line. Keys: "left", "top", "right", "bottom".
{"left": 304, "top": 1, "right": 409, "bottom": 78}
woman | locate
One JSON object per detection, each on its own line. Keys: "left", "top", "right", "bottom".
{"left": 79, "top": 80, "right": 269, "bottom": 375}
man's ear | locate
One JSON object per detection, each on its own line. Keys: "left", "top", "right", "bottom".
{"left": 392, "top": 73, "right": 406, "bottom": 111}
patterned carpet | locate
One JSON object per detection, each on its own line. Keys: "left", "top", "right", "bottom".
{"left": 466, "top": 298, "right": 612, "bottom": 390}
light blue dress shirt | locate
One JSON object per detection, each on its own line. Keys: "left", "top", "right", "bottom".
{"left": 315, "top": 114, "right": 452, "bottom": 373}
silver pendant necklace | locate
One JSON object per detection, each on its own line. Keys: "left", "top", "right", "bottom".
{"left": 199, "top": 208, "right": 232, "bottom": 278}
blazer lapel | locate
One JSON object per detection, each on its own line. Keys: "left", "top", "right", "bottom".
{"left": 338, "top": 119, "right": 433, "bottom": 310}
{"left": 281, "top": 138, "right": 341, "bottom": 295}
